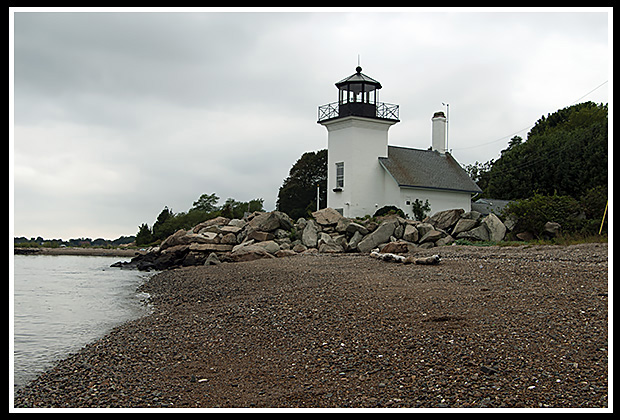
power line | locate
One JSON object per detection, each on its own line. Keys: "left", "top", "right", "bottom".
{"left": 452, "top": 80, "right": 609, "bottom": 152}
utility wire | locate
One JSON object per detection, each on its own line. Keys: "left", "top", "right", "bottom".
{"left": 452, "top": 80, "right": 608, "bottom": 152}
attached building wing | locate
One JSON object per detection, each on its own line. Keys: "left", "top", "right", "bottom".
{"left": 378, "top": 146, "right": 482, "bottom": 194}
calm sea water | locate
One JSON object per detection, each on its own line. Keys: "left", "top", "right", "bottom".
{"left": 12, "top": 254, "right": 153, "bottom": 391}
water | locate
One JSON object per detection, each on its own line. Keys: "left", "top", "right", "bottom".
{"left": 12, "top": 254, "right": 153, "bottom": 391}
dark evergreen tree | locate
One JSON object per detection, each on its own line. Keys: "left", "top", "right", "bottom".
{"left": 277, "top": 149, "right": 327, "bottom": 220}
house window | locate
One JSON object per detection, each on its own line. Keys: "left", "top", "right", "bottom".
{"left": 335, "top": 162, "right": 344, "bottom": 188}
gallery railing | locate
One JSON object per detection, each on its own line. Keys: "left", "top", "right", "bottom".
{"left": 318, "top": 101, "right": 399, "bottom": 122}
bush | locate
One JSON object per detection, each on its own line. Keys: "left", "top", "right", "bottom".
{"left": 373, "top": 205, "right": 406, "bottom": 218}
{"left": 502, "top": 192, "right": 584, "bottom": 238}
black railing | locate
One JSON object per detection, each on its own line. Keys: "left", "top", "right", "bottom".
{"left": 318, "top": 101, "right": 399, "bottom": 122}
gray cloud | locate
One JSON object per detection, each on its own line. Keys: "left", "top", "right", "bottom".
{"left": 11, "top": 9, "right": 609, "bottom": 239}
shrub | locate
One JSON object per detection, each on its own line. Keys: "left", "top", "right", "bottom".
{"left": 502, "top": 192, "right": 583, "bottom": 238}
{"left": 374, "top": 205, "right": 406, "bottom": 218}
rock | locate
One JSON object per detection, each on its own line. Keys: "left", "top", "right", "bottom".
{"left": 435, "top": 235, "right": 455, "bottom": 247}
{"left": 456, "top": 225, "right": 490, "bottom": 242}
{"left": 230, "top": 241, "right": 280, "bottom": 262}
{"left": 248, "top": 230, "right": 275, "bottom": 242}
{"left": 379, "top": 241, "right": 409, "bottom": 254}
{"left": 292, "top": 243, "right": 307, "bottom": 253}
{"left": 159, "top": 229, "right": 187, "bottom": 251}
{"left": 346, "top": 222, "right": 369, "bottom": 236}
{"left": 544, "top": 221, "right": 561, "bottom": 237}
{"left": 192, "top": 217, "right": 231, "bottom": 233}
{"left": 357, "top": 220, "right": 398, "bottom": 253}
{"left": 482, "top": 213, "right": 506, "bottom": 242}
{"left": 346, "top": 230, "right": 365, "bottom": 252}
{"left": 312, "top": 207, "right": 343, "bottom": 226}
{"left": 301, "top": 219, "right": 319, "bottom": 248}
{"left": 248, "top": 212, "right": 281, "bottom": 232}
{"left": 188, "top": 243, "right": 234, "bottom": 252}
{"left": 402, "top": 224, "right": 419, "bottom": 243}
{"left": 427, "top": 209, "right": 464, "bottom": 231}
{"left": 415, "top": 223, "right": 434, "bottom": 239}
{"left": 516, "top": 231, "right": 535, "bottom": 241}
{"left": 462, "top": 210, "right": 482, "bottom": 221}
{"left": 275, "top": 249, "right": 297, "bottom": 258}
{"left": 419, "top": 229, "right": 446, "bottom": 244}
{"left": 228, "top": 218, "right": 247, "bottom": 228}
{"left": 220, "top": 233, "right": 238, "bottom": 245}
{"left": 182, "top": 251, "right": 206, "bottom": 266}
{"left": 318, "top": 242, "right": 344, "bottom": 253}
{"left": 318, "top": 232, "right": 344, "bottom": 253}
{"left": 204, "top": 252, "right": 221, "bottom": 265}
{"left": 452, "top": 219, "right": 478, "bottom": 236}
{"left": 220, "top": 225, "right": 243, "bottom": 234}
{"left": 255, "top": 240, "right": 281, "bottom": 255}
{"left": 503, "top": 215, "right": 518, "bottom": 231}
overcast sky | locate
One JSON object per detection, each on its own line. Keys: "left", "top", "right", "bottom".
{"left": 10, "top": 8, "right": 611, "bottom": 240}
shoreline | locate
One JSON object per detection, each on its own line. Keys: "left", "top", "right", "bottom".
{"left": 14, "top": 247, "right": 146, "bottom": 258}
{"left": 13, "top": 243, "right": 608, "bottom": 409}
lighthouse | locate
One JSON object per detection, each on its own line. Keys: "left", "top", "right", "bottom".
{"left": 317, "top": 66, "right": 400, "bottom": 218}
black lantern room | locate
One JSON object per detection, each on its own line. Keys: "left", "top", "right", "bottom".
{"left": 318, "top": 66, "right": 399, "bottom": 123}
{"left": 336, "top": 66, "right": 382, "bottom": 118}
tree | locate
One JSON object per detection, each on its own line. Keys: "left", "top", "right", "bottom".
{"left": 135, "top": 223, "right": 153, "bottom": 246}
{"left": 482, "top": 102, "right": 607, "bottom": 200}
{"left": 277, "top": 149, "right": 327, "bottom": 220}
{"left": 192, "top": 193, "right": 220, "bottom": 213}
{"left": 152, "top": 207, "right": 175, "bottom": 241}
{"left": 411, "top": 199, "right": 431, "bottom": 221}
{"left": 220, "top": 197, "right": 264, "bottom": 219}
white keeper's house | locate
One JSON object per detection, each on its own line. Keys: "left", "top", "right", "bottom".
{"left": 317, "top": 66, "right": 482, "bottom": 219}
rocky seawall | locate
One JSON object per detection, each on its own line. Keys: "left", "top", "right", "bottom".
{"left": 114, "top": 207, "right": 533, "bottom": 272}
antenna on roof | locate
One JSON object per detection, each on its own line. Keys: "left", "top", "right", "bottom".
{"left": 358, "top": 54, "right": 360, "bottom": 67}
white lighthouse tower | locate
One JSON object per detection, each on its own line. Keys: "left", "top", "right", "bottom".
{"left": 317, "top": 66, "right": 400, "bottom": 218}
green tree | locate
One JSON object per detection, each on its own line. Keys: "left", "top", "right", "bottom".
{"left": 135, "top": 223, "right": 153, "bottom": 246}
{"left": 277, "top": 149, "right": 327, "bottom": 220}
{"left": 482, "top": 102, "right": 607, "bottom": 200}
{"left": 220, "top": 197, "right": 264, "bottom": 219}
{"left": 192, "top": 193, "right": 220, "bottom": 213}
{"left": 411, "top": 199, "right": 431, "bottom": 221}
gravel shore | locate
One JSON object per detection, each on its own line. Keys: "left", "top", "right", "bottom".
{"left": 13, "top": 243, "right": 609, "bottom": 409}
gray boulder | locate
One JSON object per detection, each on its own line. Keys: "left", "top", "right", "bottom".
{"left": 452, "top": 219, "right": 478, "bottom": 236}
{"left": 427, "top": 209, "right": 464, "bottom": 231}
{"left": 402, "top": 224, "right": 419, "bottom": 243}
{"left": 301, "top": 219, "right": 319, "bottom": 248}
{"left": 456, "top": 225, "right": 490, "bottom": 241}
{"left": 482, "top": 213, "right": 506, "bottom": 242}
{"left": 312, "top": 207, "right": 343, "bottom": 226}
{"left": 357, "top": 220, "right": 398, "bottom": 253}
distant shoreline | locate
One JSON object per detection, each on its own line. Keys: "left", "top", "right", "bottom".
{"left": 13, "top": 247, "right": 145, "bottom": 258}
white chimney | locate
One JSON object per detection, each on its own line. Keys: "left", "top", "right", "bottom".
{"left": 431, "top": 111, "right": 447, "bottom": 154}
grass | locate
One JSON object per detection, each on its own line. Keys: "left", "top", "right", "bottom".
{"left": 453, "top": 233, "right": 608, "bottom": 248}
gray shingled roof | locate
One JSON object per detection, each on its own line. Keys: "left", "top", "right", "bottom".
{"left": 379, "top": 146, "right": 482, "bottom": 194}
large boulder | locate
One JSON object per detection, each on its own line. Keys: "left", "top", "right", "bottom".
{"left": 427, "top": 209, "right": 464, "bottom": 231}
{"left": 312, "top": 207, "right": 344, "bottom": 226}
{"left": 452, "top": 218, "right": 478, "bottom": 236}
{"left": 357, "top": 220, "right": 398, "bottom": 253}
{"left": 402, "top": 224, "right": 419, "bottom": 243}
{"left": 456, "top": 225, "right": 490, "bottom": 242}
{"left": 248, "top": 212, "right": 282, "bottom": 232}
{"left": 482, "top": 213, "right": 507, "bottom": 242}
{"left": 301, "top": 219, "right": 319, "bottom": 248}
{"left": 419, "top": 229, "right": 446, "bottom": 244}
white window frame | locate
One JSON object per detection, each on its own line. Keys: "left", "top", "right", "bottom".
{"left": 335, "top": 162, "right": 344, "bottom": 188}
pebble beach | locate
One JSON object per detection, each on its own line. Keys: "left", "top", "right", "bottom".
{"left": 13, "top": 243, "right": 609, "bottom": 409}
